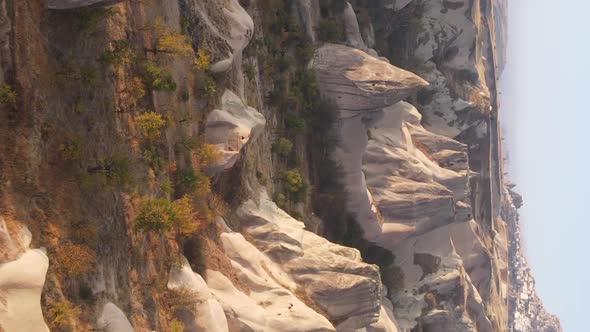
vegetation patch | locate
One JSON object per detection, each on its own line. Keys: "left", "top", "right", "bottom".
{"left": 143, "top": 61, "right": 177, "bottom": 91}
{"left": 55, "top": 242, "right": 96, "bottom": 276}
{"left": 136, "top": 111, "right": 167, "bottom": 141}
{"left": 0, "top": 84, "right": 17, "bottom": 108}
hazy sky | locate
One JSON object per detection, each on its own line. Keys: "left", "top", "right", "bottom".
{"left": 500, "top": 0, "right": 590, "bottom": 331}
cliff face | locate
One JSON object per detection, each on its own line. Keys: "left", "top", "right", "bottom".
{"left": 0, "top": 0, "right": 558, "bottom": 331}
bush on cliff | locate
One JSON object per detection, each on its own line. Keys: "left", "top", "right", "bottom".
{"left": 143, "top": 61, "right": 177, "bottom": 91}
{"left": 55, "top": 243, "right": 96, "bottom": 276}
{"left": 136, "top": 111, "right": 167, "bottom": 141}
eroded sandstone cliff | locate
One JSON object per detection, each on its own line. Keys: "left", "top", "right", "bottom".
{"left": 0, "top": 0, "right": 559, "bottom": 331}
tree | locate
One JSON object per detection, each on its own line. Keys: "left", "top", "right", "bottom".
{"left": 272, "top": 138, "right": 293, "bottom": 158}
{"left": 55, "top": 243, "right": 96, "bottom": 276}
{"left": 158, "top": 32, "right": 193, "bottom": 56}
{"left": 194, "top": 49, "right": 211, "bottom": 70}
{"left": 283, "top": 169, "right": 305, "bottom": 193}
{"left": 0, "top": 84, "right": 17, "bottom": 107}
{"left": 134, "top": 198, "right": 176, "bottom": 233}
{"left": 48, "top": 301, "right": 81, "bottom": 329}
{"left": 87, "top": 153, "right": 132, "bottom": 189}
{"left": 172, "top": 196, "right": 201, "bottom": 235}
{"left": 98, "top": 40, "right": 134, "bottom": 66}
{"left": 143, "top": 61, "right": 177, "bottom": 91}
{"left": 136, "top": 111, "right": 166, "bottom": 141}
{"left": 196, "top": 143, "right": 221, "bottom": 168}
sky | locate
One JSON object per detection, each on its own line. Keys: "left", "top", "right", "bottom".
{"left": 499, "top": 0, "right": 590, "bottom": 331}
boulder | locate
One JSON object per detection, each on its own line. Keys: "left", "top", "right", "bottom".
{"left": 96, "top": 302, "right": 134, "bottom": 332}
{"left": 204, "top": 90, "right": 265, "bottom": 174}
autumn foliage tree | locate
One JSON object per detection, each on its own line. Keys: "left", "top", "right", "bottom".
{"left": 55, "top": 243, "right": 96, "bottom": 276}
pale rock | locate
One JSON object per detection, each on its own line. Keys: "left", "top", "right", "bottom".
{"left": 181, "top": 0, "right": 253, "bottom": 96}
{"left": 205, "top": 191, "right": 386, "bottom": 331}
{"left": 342, "top": 2, "right": 367, "bottom": 50}
{"left": 388, "top": 224, "right": 493, "bottom": 332}
{"left": 209, "top": 233, "right": 336, "bottom": 332}
{"left": 295, "top": 0, "right": 321, "bottom": 43}
{"left": 236, "top": 193, "right": 383, "bottom": 330}
{"left": 0, "top": 249, "right": 49, "bottom": 332}
{"left": 96, "top": 302, "right": 133, "bottom": 332}
{"left": 0, "top": 223, "right": 49, "bottom": 332}
{"left": 168, "top": 257, "right": 229, "bottom": 332}
{"left": 205, "top": 90, "right": 265, "bottom": 174}
{"left": 311, "top": 44, "right": 428, "bottom": 243}
{"left": 312, "top": 43, "right": 428, "bottom": 112}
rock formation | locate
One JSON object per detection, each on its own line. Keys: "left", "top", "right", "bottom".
{"left": 0, "top": 0, "right": 559, "bottom": 331}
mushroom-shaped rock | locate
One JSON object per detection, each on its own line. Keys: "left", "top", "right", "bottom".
{"left": 311, "top": 43, "right": 428, "bottom": 112}
{"left": 204, "top": 90, "right": 265, "bottom": 173}
{"left": 47, "top": 0, "right": 123, "bottom": 9}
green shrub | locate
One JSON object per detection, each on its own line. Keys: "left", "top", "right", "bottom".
{"left": 142, "top": 146, "right": 162, "bottom": 170}
{"left": 244, "top": 63, "right": 256, "bottom": 81}
{"left": 283, "top": 169, "right": 305, "bottom": 193}
{"left": 196, "top": 143, "right": 221, "bottom": 169}
{"left": 143, "top": 61, "right": 177, "bottom": 91}
{"left": 80, "top": 66, "right": 99, "bottom": 88}
{"left": 98, "top": 40, "right": 133, "bottom": 66}
{"left": 78, "top": 8, "right": 113, "bottom": 33}
{"left": 134, "top": 198, "right": 176, "bottom": 233}
{"left": 49, "top": 301, "right": 81, "bottom": 328}
{"left": 284, "top": 113, "right": 307, "bottom": 134}
{"left": 136, "top": 111, "right": 166, "bottom": 141}
{"left": 170, "top": 319, "right": 185, "bottom": 332}
{"left": 291, "top": 69, "right": 320, "bottom": 111}
{"left": 89, "top": 154, "right": 132, "bottom": 189}
{"left": 160, "top": 178, "right": 173, "bottom": 194}
{"left": 194, "top": 49, "right": 211, "bottom": 70}
{"left": 175, "top": 167, "right": 211, "bottom": 197}
{"left": 0, "top": 84, "right": 17, "bottom": 107}
{"left": 72, "top": 97, "right": 85, "bottom": 114}
{"left": 318, "top": 19, "right": 342, "bottom": 42}
{"left": 158, "top": 31, "right": 193, "bottom": 56}
{"left": 199, "top": 74, "right": 216, "bottom": 97}
{"left": 59, "top": 135, "right": 84, "bottom": 161}
{"left": 272, "top": 138, "right": 293, "bottom": 158}
{"left": 172, "top": 196, "right": 202, "bottom": 235}
{"left": 295, "top": 39, "right": 315, "bottom": 64}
